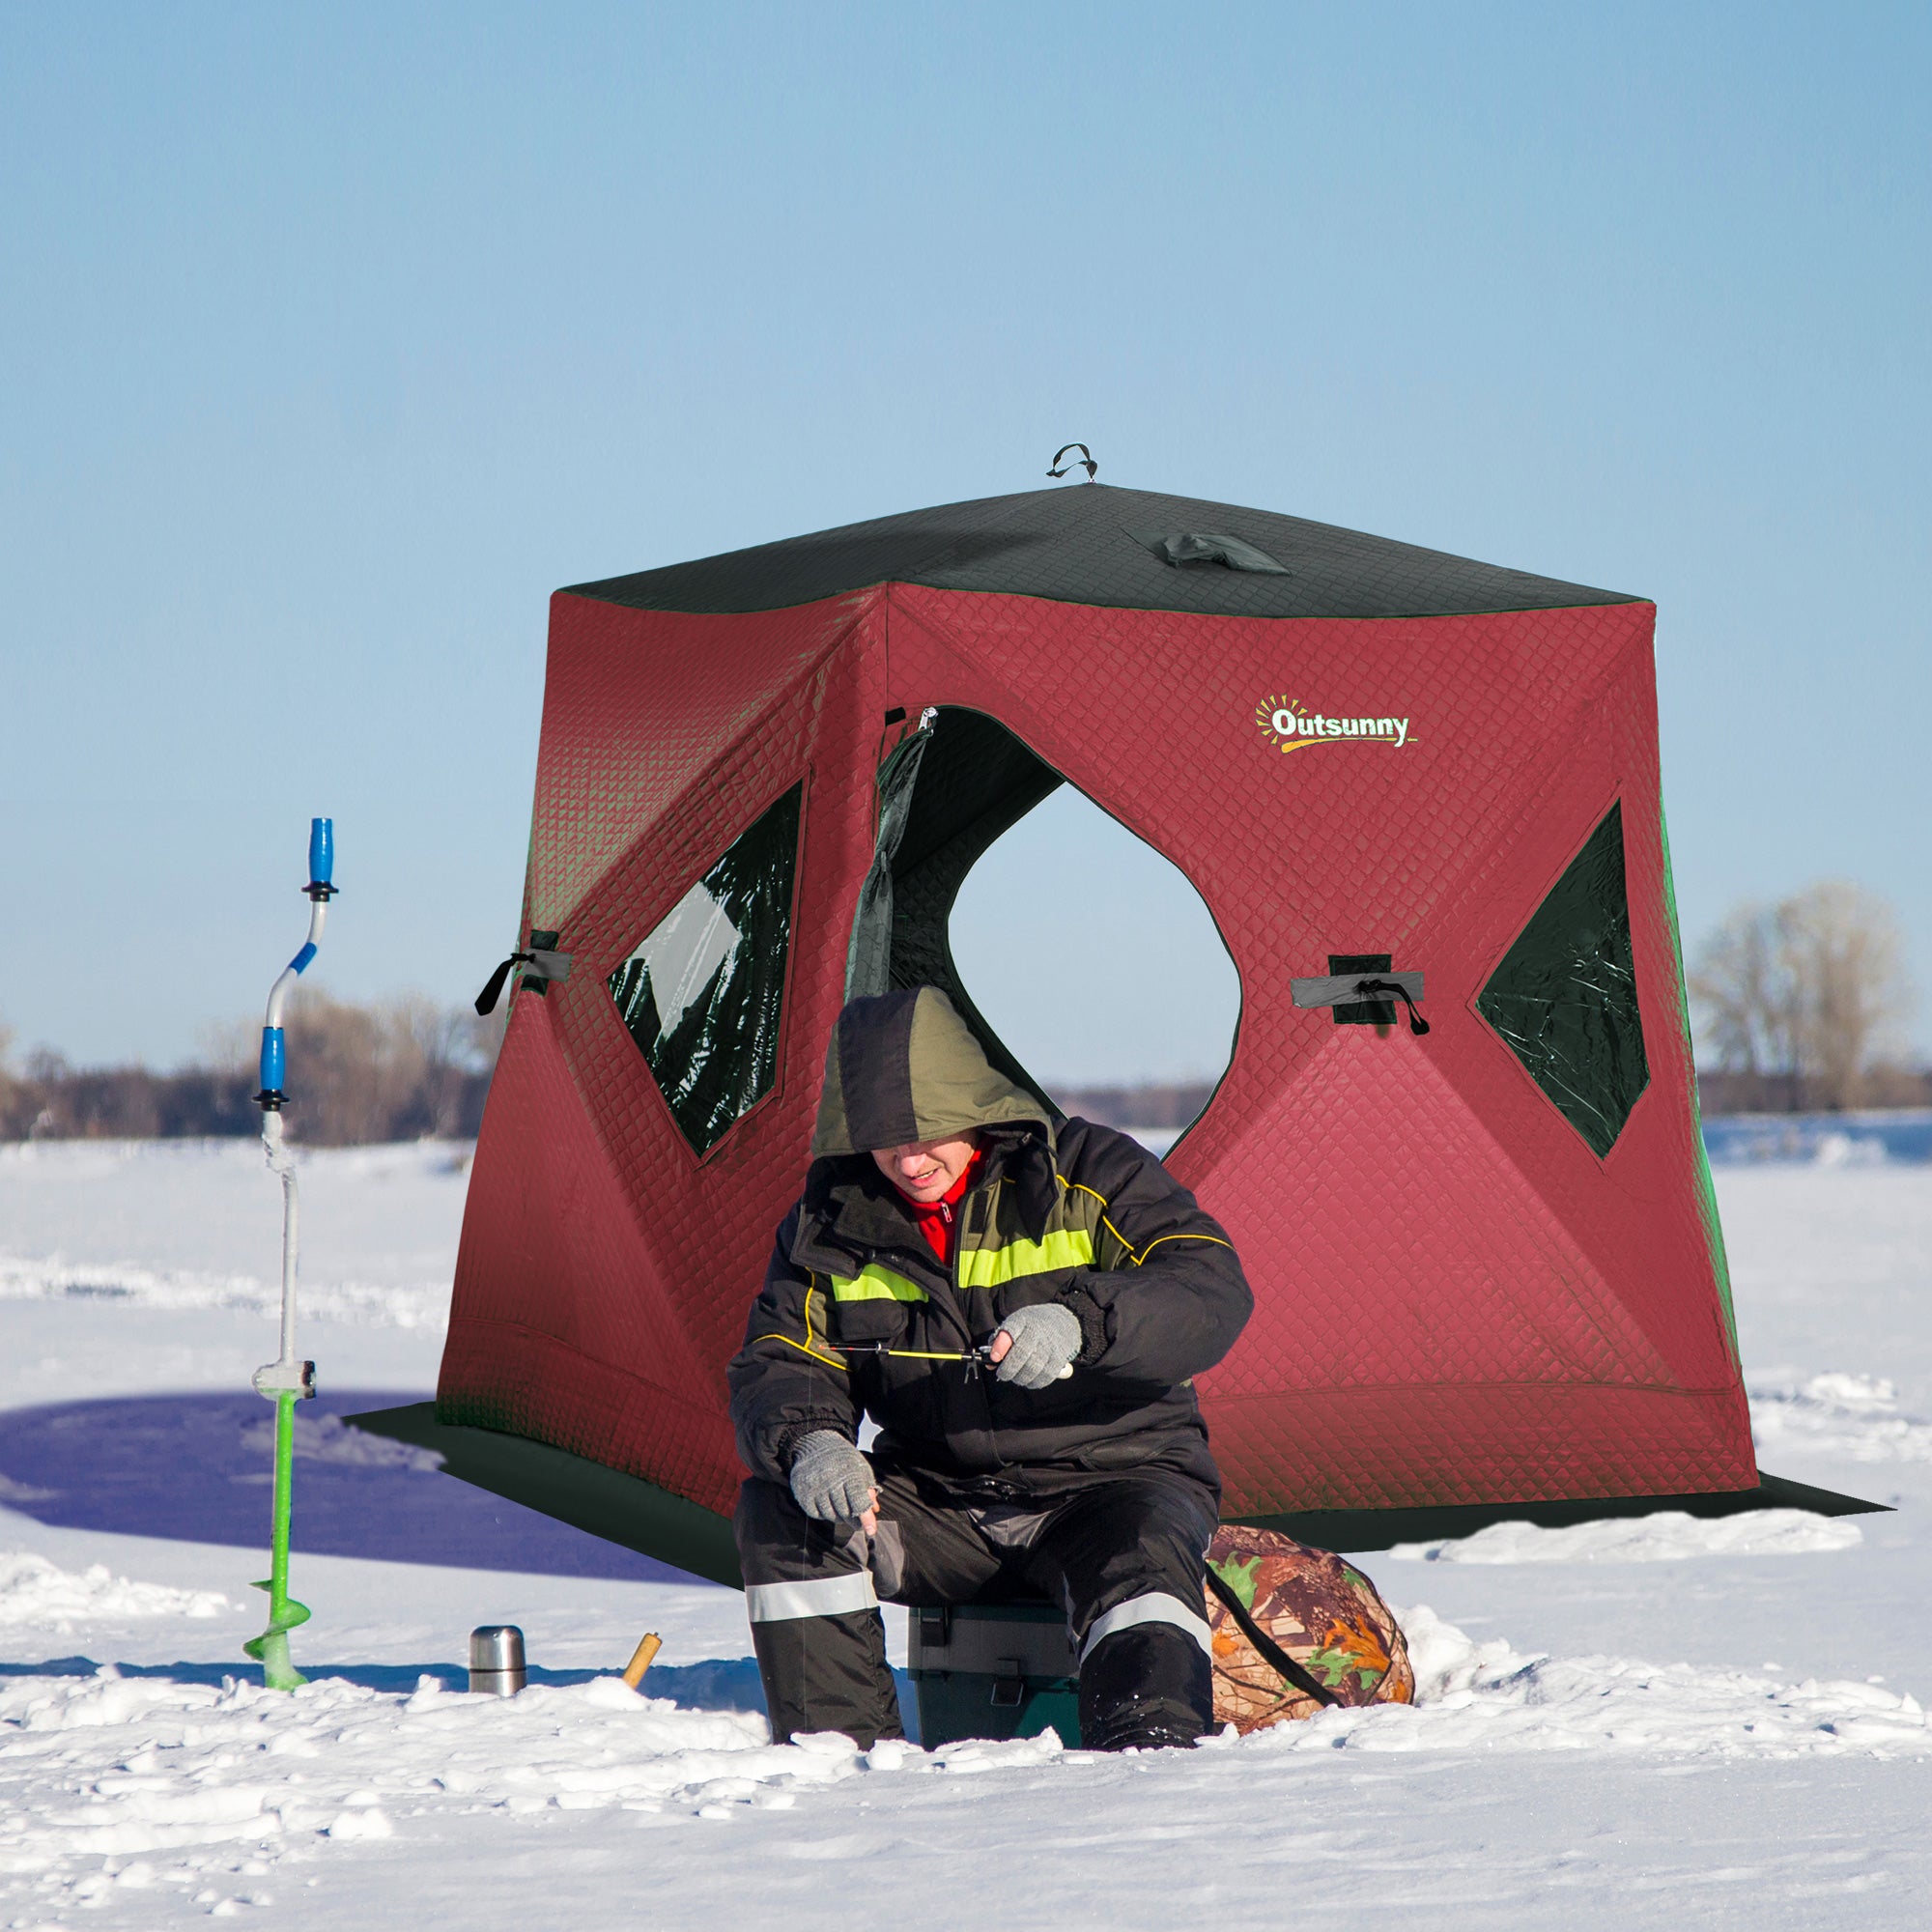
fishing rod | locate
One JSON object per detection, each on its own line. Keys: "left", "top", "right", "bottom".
{"left": 243, "top": 817, "right": 337, "bottom": 1691}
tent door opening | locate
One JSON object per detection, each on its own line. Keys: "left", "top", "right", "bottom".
{"left": 844, "top": 705, "right": 1241, "bottom": 1151}
{"left": 844, "top": 707, "right": 1064, "bottom": 1112}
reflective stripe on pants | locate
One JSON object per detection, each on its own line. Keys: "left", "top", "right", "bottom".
{"left": 745, "top": 1570, "right": 879, "bottom": 1624}
{"left": 1079, "top": 1589, "right": 1213, "bottom": 1664}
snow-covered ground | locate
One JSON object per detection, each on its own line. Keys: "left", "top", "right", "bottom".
{"left": 1, "top": 1138, "right": 1929, "bottom": 1927}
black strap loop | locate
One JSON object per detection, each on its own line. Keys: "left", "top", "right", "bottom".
{"left": 473, "top": 952, "right": 531, "bottom": 1016}
{"left": 1204, "top": 1564, "right": 1341, "bottom": 1708}
{"left": 1354, "top": 978, "right": 1431, "bottom": 1036}
{"left": 1046, "top": 441, "right": 1097, "bottom": 480}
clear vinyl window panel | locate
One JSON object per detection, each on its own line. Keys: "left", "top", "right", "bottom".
{"left": 1476, "top": 801, "right": 1650, "bottom": 1157}
{"left": 609, "top": 783, "right": 803, "bottom": 1154}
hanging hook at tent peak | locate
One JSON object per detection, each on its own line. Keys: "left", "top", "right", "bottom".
{"left": 1046, "top": 442, "right": 1097, "bottom": 481}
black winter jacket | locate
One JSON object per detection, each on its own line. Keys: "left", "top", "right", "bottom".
{"left": 728, "top": 1107, "right": 1253, "bottom": 1496}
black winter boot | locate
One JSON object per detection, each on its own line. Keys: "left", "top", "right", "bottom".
{"left": 1077, "top": 1625, "right": 1213, "bottom": 1750}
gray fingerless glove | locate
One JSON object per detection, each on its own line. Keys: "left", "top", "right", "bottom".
{"left": 992, "top": 1303, "right": 1082, "bottom": 1389}
{"left": 787, "top": 1430, "right": 877, "bottom": 1521}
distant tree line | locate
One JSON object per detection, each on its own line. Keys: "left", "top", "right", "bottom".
{"left": 1054, "top": 1082, "right": 1218, "bottom": 1129}
{"left": 1690, "top": 881, "right": 1923, "bottom": 1113}
{"left": 4, "top": 883, "right": 1921, "bottom": 1145}
{"left": 0, "top": 993, "right": 505, "bottom": 1146}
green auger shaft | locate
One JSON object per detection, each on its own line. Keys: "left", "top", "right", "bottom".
{"left": 247, "top": 818, "right": 333, "bottom": 1690}
{"left": 243, "top": 1387, "right": 310, "bottom": 1690}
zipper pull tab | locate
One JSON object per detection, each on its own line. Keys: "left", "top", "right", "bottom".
{"left": 940, "top": 1201, "right": 952, "bottom": 1224}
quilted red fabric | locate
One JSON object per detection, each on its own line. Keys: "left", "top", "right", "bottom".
{"left": 438, "top": 577, "right": 1755, "bottom": 1520}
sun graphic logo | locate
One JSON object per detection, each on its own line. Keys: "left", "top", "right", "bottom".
{"left": 1256, "top": 695, "right": 1414, "bottom": 753}
{"left": 1256, "top": 696, "right": 1306, "bottom": 747}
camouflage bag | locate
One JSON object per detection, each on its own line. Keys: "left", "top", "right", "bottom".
{"left": 1204, "top": 1524, "right": 1416, "bottom": 1734}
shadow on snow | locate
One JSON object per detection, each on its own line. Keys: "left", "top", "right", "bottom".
{"left": 0, "top": 1389, "right": 711, "bottom": 1586}
{"left": 0, "top": 1654, "right": 770, "bottom": 1710}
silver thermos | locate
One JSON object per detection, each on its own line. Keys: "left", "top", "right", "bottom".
{"left": 469, "top": 1624, "right": 526, "bottom": 1696}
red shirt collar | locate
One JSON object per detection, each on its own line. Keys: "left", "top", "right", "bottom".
{"left": 900, "top": 1149, "right": 981, "bottom": 1262}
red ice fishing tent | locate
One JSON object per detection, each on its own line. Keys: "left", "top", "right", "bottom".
{"left": 359, "top": 480, "right": 1867, "bottom": 1584}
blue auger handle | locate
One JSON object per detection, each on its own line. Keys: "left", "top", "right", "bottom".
{"left": 308, "top": 817, "right": 334, "bottom": 891}
{"left": 259, "top": 1028, "right": 287, "bottom": 1094}
{"left": 257, "top": 818, "right": 334, "bottom": 1107}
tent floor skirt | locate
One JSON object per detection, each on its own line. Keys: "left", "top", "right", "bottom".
{"left": 347, "top": 1403, "right": 742, "bottom": 1587}
{"left": 346, "top": 1404, "right": 1885, "bottom": 1581}
{"left": 1234, "top": 1470, "right": 1887, "bottom": 1553}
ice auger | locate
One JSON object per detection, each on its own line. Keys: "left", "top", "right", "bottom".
{"left": 243, "top": 817, "right": 337, "bottom": 1690}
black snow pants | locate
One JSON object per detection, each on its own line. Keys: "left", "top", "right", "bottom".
{"left": 734, "top": 1457, "right": 1217, "bottom": 1752}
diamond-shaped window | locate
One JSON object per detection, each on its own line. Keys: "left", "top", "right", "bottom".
{"left": 608, "top": 784, "right": 802, "bottom": 1154}
{"left": 1476, "top": 802, "right": 1650, "bottom": 1157}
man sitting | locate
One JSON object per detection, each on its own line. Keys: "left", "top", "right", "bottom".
{"left": 728, "top": 986, "right": 1253, "bottom": 1750}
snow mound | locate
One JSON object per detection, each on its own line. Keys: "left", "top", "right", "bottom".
{"left": 0, "top": 1137, "right": 470, "bottom": 1333}
{"left": 3, "top": 1609, "right": 1928, "bottom": 1912}
{"left": 0, "top": 1254, "right": 449, "bottom": 1331}
{"left": 1749, "top": 1371, "right": 1932, "bottom": 1462}
{"left": 0, "top": 1667, "right": 1064, "bottom": 1899}
{"left": 1249, "top": 1604, "right": 1931, "bottom": 1760}
{"left": 1810, "top": 1129, "right": 1889, "bottom": 1168}
{"left": 1386, "top": 1508, "right": 1862, "bottom": 1564}
{"left": 0, "top": 1552, "right": 231, "bottom": 1630}
{"left": 236, "top": 1411, "right": 443, "bottom": 1471}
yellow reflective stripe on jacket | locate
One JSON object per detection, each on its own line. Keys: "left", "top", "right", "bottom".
{"left": 956, "top": 1228, "right": 1094, "bottom": 1289}
{"left": 828, "top": 1263, "right": 929, "bottom": 1303}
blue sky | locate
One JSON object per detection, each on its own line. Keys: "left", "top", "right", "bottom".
{"left": 3, "top": 2, "right": 1926, "bottom": 1081}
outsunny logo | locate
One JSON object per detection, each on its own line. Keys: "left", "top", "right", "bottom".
{"left": 1256, "top": 695, "right": 1414, "bottom": 753}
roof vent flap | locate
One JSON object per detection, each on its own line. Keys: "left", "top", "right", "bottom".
{"left": 1132, "top": 528, "right": 1291, "bottom": 575}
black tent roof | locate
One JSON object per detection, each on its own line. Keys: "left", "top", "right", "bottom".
{"left": 564, "top": 482, "right": 1638, "bottom": 621}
